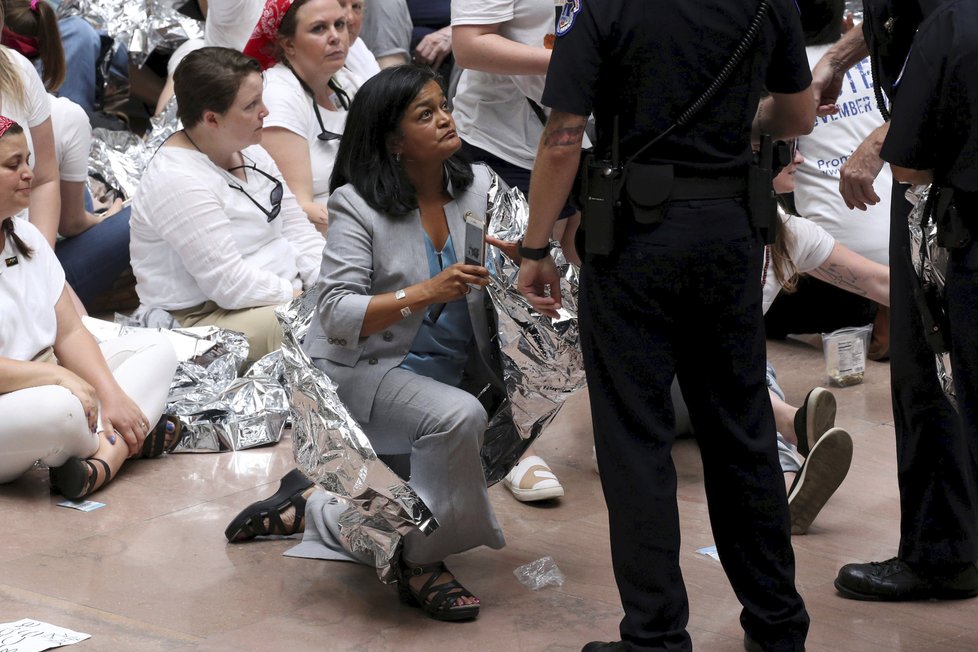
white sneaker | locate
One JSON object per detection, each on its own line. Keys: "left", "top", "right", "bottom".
{"left": 788, "top": 427, "right": 853, "bottom": 535}
{"left": 503, "top": 455, "right": 564, "bottom": 502}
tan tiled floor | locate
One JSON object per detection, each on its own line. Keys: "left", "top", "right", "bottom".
{"left": 2, "top": 338, "right": 977, "bottom": 651}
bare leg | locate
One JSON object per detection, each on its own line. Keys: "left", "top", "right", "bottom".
{"left": 770, "top": 389, "right": 799, "bottom": 446}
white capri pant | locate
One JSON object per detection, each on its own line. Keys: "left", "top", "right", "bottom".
{"left": 0, "top": 332, "right": 178, "bottom": 483}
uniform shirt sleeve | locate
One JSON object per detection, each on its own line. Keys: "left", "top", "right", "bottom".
{"left": 879, "top": 31, "right": 944, "bottom": 171}
{"left": 541, "top": 1, "right": 603, "bottom": 116}
{"left": 764, "top": 0, "right": 813, "bottom": 94}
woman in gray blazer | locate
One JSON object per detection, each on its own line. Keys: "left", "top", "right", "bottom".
{"left": 227, "top": 65, "right": 507, "bottom": 622}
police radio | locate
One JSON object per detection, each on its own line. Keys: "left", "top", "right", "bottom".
{"left": 748, "top": 134, "right": 778, "bottom": 244}
{"left": 580, "top": 118, "right": 624, "bottom": 257}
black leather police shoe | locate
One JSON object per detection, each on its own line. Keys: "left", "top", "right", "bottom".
{"left": 835, "top": 557, "right": 978, "bottom": 601}
{"left": 581, "top": 642, "right": 629, "bottom": 651}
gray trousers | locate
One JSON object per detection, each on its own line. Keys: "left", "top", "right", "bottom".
{"left": 292, "top": 367, "right": 505, "bottom": 565}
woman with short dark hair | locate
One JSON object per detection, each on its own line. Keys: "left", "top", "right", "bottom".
{"left": 130, "top": 47, "right": 324, "bottom": 364}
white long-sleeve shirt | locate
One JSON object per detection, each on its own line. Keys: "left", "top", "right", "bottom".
{"left": 130, "top": 144, "right": 324, "bottom": 311}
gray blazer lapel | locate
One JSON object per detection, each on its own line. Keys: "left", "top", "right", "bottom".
{"left": 401, "top": 208, "right": 430, "bottom": 286}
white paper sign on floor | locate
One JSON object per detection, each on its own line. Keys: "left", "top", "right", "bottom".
{"left": 0, "top": 619, "right": 90, "bottom": 652}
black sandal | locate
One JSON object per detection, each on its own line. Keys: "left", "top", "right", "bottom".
{"left": 397, "top": 561, "right": 481, "bottom": 622}
{"left": 141, "top": 415, "right": 183, "bottom": 459}
{"left": 49, "top": 458, "right": 112, "bottom": 500}
{"left": 224, "top": 469, "right": 314, "bottom": 542}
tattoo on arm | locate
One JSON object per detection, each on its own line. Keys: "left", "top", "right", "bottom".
{"left": 542, "top": 113, "right": 587, "bottom": 148}
{"left": 811, "top": 264, "right": 869, "bottom": 297}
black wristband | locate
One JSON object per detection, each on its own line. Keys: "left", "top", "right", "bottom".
{"left": 518, "top": 238, "right": 551, "bottom": 260}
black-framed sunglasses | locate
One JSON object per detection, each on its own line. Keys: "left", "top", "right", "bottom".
{"left": 313, "top": 80, "right": 351, "bottom": 141}
{"left": 289, "top": 67, "right": 350, "bottom": 141}
{"left": 226, "top": 164, "right": 283, "bottom": 222}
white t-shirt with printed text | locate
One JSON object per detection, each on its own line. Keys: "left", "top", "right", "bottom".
{"left": 793, "top": 45, "right": 891, "bottom": 266}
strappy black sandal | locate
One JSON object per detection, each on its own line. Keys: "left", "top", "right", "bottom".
{"left": 141, "top": 415, "right": 183, "bottom": 459}
{"left": 49, "top": 458, "right": 112, "bottom": 500}
{"left": 224, "top": 469, "right": 314, "bottom": 542}
{"left": 397, "top": 561, "right": 481, "bottom": 622}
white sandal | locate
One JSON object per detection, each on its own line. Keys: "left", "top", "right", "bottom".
{"left": 503, "top": 455, "right": 564, "bottom": 502}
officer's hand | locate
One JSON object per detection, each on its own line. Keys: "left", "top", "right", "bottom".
{"left": 485, "top": 235, "right": 521, "bottom": 265}
{"left": 811, "top": 58, "right": 845, "bottom": 117}
{"left": 838, "top": 126, "right": 887, "bottom": 211}
{"left": 517, "top": 256, "right": 562, "bottom": 319}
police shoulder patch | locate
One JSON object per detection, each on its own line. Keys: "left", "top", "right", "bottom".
{"left": 556, "top": 0, "right": 582, "bottom": 36}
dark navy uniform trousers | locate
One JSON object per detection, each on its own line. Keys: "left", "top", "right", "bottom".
{"left": 889, "top": 185, "right": 978, "bottom": 567}
{"left": 579, "top": 197, "right": 809, "bottom": 651}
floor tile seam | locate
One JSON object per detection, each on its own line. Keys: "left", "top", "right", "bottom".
{"left": 0, "top": 582, "right": 204, "bottom": 643}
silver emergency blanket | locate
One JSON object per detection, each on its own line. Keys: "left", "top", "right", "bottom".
{"left": 282, "top": 180, "right": 585, "bottom": 581}
{"left": 57, "top": 0, "right": 203, "bottom": 68}
{"left": 89, "top": 99, "right": 182, "bottom": 201}
{"left": 844, "top": 0, "right": 864, "bottom": 22}
{"left": 279, "top": 293, "right": 436, "bottom": 583}
{"left": 160, "top": 325, "right": 288, "bottom": 452}
{"left": 482, "top": 176, "right": 586, "bottom": 482}
{"left": 906, "top": 185, "right": 956, "bottom": 408}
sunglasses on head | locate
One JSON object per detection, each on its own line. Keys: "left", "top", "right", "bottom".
{"left": 226, "top": 164, "right": 283, "bottom": 222}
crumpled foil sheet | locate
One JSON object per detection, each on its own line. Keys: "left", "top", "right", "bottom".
{"left": 906, "top": 185, "right": 956, "bottom": 408}
{"left": 513, "top": 555, "right": 566, "bottom": 591}
{"left": 58, "top": 0, "right": 203, "bottom": 68}
{"left": 282, "top": 179, "right": 585, "bottom": 580}
{"left": 482, "top": 174, "right": 586, "bottom": 482}
{"left": 279, "top": 291, "right": 436, "bottom": 583}
{"left": 844, "top": 0, "right": 863, "bottom": 22}
{"left": 160, "top": 325, "right": 287, "bottom": 452}
{"left": 89, "top": 99, "right": 182, "bottom": 201}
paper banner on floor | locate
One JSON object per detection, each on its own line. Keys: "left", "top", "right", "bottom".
{"left": 0, "top": 619, "right": 90, "bottom": 651}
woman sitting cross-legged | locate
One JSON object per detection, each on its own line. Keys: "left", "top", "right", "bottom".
{"left": 130, "top": 47, "right": 325, "bottom": 365}
{"left": 0, "top": 117, "right": 179, "bottom": 499}
{"left": 224, "top": 64, "right": 514, "bottom": 622}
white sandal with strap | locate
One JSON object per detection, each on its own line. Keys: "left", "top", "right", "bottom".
{"left": 503, "top": 455, "right": 564, "bottom": 502}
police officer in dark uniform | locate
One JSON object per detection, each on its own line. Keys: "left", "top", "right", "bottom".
{"left": 812, "top": 0, "right": 978, "bottom": 600}
{"left": 517, "top": 1, "right": 815, "bottom": 650}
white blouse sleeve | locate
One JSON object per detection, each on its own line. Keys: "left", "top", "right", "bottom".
{"left": 277, "top": 178, "right": 325, "bottom": 287}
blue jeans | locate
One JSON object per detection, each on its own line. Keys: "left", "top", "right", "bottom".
{"left": 55, "top": 16, "right": 128, "bottom": 117}
{"left": 55, "top": 203, "right": 131, "bottom": 306}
